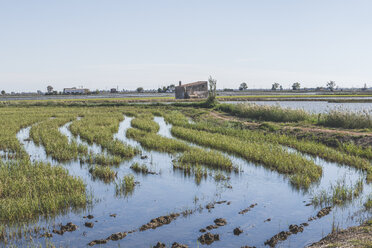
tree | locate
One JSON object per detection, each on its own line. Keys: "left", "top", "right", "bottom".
{"left": 47, "top": 85, "right": 53, "bottom": 93}
{"left": 1, "top": 90, "right": 5, "bottom": 95}
{"left": 326, "top": 81, "right": 336, "bottom": 91}
{"left": 362, "top": 83, "right": 368, "bottom": 91}
{"left": 169, "top": 84, "right": 175, "bottom": 92}
{"left": 239, "top": 82, "right": 248, "bottom": 91}
{"left": 280, "top": 85, "right": 283, "bottom": 91}
{"left": 271, "top": 83, "right": 280, "bottom": 90}
{"left": 208, "top": 76, "right": 217, "bottom": 101}
{"left": 292, "top": 82, "right": 301, "bottom": 90}
{"left": 136, "top": 87, "right": 144, "bottom": 93}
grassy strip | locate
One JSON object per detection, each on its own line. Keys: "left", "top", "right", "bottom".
{"left": 69, "top": 111, "right": 139, "bottom": 158}
{"left": 0, "top": 107, "right": 51, "bottom": 160}
{"left": 164, "top": 111, "right": 372, "bottom": 180}
{"left": 318, "top": 109, "right": 372, "bottom": 129}
{"left": 177, "top": 149, "right": 233, "bottom": 170}
{"left": 89, "top": 165, "right": 116, "bottom": 183}
{"left": 130, "top": 114, "right": 160, "bottom": 133}
{"left": 0, "top": 160, "right": 86, "bottom": 221}
{"left": 126, "top": 127, "right": 233, "bottom": 170}
{"left": 30, "top": 118, "right": 88, "bottom": 162}
{"left": 81, "top": 153, "right": 123, "bottom": 166}
{"left": 215, "top": 103, "right": 311, "bottom": 122}
{"left": 171, "top": 126, "right": 322, "bottom": 188}
{"left": 127, "top": 128, "right": 189, "bottom": 153}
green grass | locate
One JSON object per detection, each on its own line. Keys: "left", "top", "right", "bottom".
{"left": 69, "top": 110, "right": 139, "bottom": 158}
{"left": 173, "top": 163, "right": 208, "bottom": 184}
{"left": 81, "top": 153, "right": 123, "bottom": 166}
{"left": 177, "top": 149, "right": 233, "bottom": 170}
{"left": 0, "top": 159, "right": 86, "bottom": 221}
{"left": 126, "top": 127, "right": 190, "bottom": 153}
{"left": 364, "top": 195, "right": 372, "bottom": 210}
{"left": 318, "top": 109, "right": 372, "bottom": 129}
{"left": 130, "top": 162, "right": 150, "bottom": 174}
{"left": 130, "top": 114, "right": 160, "bottom": 133}
{"left": 115, "top": 174, "right": 136, "bottom": 196}
{"left": 311, "top": 178, "right": 364, "bottom": 207}
{"left": 126, "top": 125, "right": 233, "bottom": 171}
{"left": 171, "top": 126, "right": 322, "bottom": 188}
{"left": 215, "top": 103, "right": 311, "bottom": 123}
{"left": 89, "top": 165, "right": 116, "bottom": 183}
{"left": 164, "top": 111, "right": 372, "bottom": 181}
{"left": 30, "top": 117, "right": 88, "bottom": 162}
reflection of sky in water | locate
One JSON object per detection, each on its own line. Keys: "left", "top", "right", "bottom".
{"left": 7, "top": 116, "right": 371, "bottom": 248}
{"left": 226, "top": 101, "right": 372, "bottom": 114}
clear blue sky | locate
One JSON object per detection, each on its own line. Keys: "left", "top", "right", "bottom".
{"left": 1, "top": 0, "right": 372, "bottom": 92}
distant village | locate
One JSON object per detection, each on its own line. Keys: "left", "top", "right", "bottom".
{"left": 1, "top": 80, "right": 371, "bottom": 98}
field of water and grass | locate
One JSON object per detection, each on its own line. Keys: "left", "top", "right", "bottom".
{"left": 0, "top": 100, "right": 371, "bottom": 247}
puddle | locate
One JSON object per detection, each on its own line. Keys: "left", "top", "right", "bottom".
{"left": 4, "top": 115, "right": 371, "bottom": 248}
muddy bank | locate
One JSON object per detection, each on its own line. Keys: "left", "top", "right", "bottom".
{"left": 308, "top": 220, "right": 372, "bottom": 248}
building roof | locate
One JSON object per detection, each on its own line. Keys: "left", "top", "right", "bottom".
{"left": 178, "top": 81, "right": 208, "bottom": 87}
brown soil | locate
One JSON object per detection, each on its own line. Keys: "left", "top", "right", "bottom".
{"left": 308, "top": 220, "right": 372, "bottom": 248}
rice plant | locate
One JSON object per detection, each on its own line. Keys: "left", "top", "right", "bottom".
{"left": 115, "top": 174, "right": 136, "bottom": 196}
{"left": 177, "top": 148, "right": 233, "bottom": 170}
{"left": 171, "top": 126, "right": 322, "bottom": 188}
{"left": 69, "top": 110, "right": 139, "bottom": 158}
{"left": 130, "top": 162, "right": 149, "bottom": 173}
{"left": 0, "top": 159, "right": 86, "bottom": 221}
{"left": 311, "top": 178, "right": 364, "bottom": 207}
{"left": 165, "top": 110, "right": 371, "bottom": 181}
{"left": 130, "top": 114, "right": 160, "bottom": 133}
{"left": 30, "top": 117, "right": 89, "bottom": 162}
{"left": 89, "top": 165, "right": 116, "bottom": 183}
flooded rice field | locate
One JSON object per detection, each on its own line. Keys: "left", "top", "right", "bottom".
{"left": 4, "top": 112, "right": 371, "bottom": 248}
{"left": 225, "top": 101, "right": 372, "bottom": 114}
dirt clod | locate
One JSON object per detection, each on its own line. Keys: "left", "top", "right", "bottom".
{"left": 198, "top": 232, "right": 220, "bottom": 245}
{"left": 214, "top": 218, "right": 227, "bottom": 226}
{"left": 107, "top": 232, "right": 127, "bottom": 241}
{"left": 140, "top": 213, "right": 180, "bottom": 231}
{"left": 233, "top": 227, "right": 243, "bottom": 235}
{"left": 85, "top": 222, "right": 94, "bottom": 228}
{"left": 289, "top": 224, "right": 304, "bottom": 234}
{"left": 153, "top": 242, "right": 166, "bottom": 248}
{"left": 265, "top": 231, "right": 291, "bottom": 247}
{"left": 239, "top": 203, "right": 257, "bottom": 214}
{"left": 316, "top": 206, "right": 332, "bottom": 218}
{"left": 171, "top": 242, "right": 188, "bottom": 248}
{"left": 88, "top": 239, "right": 107, "bottom": 246}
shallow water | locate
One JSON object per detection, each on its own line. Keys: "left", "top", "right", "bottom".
{"left": 5, "top": 116, "right": 372, "bottom": 248}
{"left": 224, "top": 101, "right": 372, "bottom": 114}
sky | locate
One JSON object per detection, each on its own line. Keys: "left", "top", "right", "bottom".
{"left": 1, "top": 0, "right": 372, "bottom": 92}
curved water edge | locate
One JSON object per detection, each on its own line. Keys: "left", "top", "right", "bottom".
{"left": 3, "top": 115, "right": 370, "bottom": 247}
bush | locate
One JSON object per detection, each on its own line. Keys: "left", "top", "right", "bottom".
{"left": 319, "top": 109, "right": 372, "bottom": 129}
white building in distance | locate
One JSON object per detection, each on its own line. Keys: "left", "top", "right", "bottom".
{"left": 63, "top": 87, "right": 90, "bottom": 94}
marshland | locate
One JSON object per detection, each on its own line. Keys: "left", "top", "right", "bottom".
{"left": 0, "top": 100, "right": 371, "bottom": 247}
